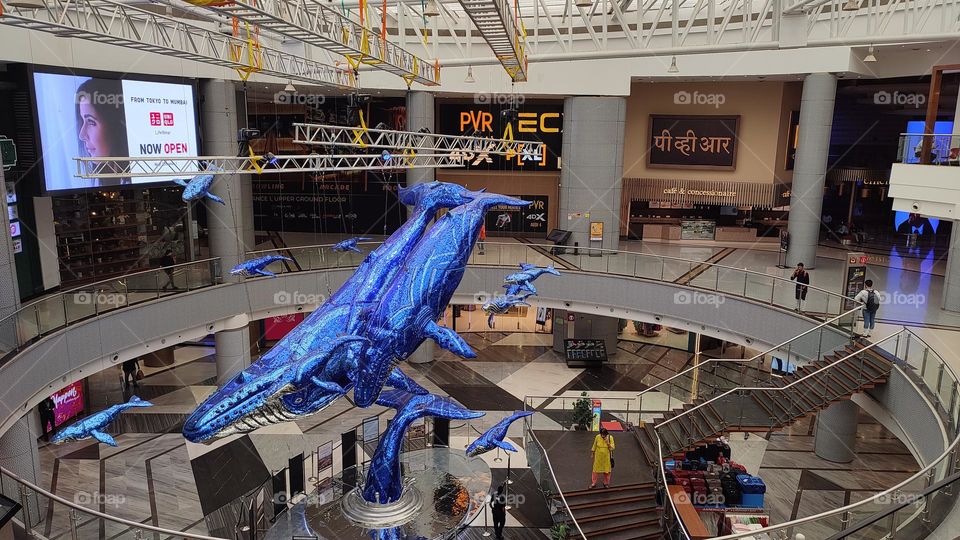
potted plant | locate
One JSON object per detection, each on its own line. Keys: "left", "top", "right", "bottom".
{"left": 571, "top": 392, "right": 593, "bottom": 431}
{"left": 550, "top": 523, "right": 569, "bottom": 540}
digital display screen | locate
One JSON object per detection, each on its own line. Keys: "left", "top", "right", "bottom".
{"left": 33, "top": 72, "right": 198, "bottom": 191}
{"left": 51, "top": 381, "right": 85, "bottom": 427}
{"left": 564, "top": 339, "right": 607, "bottom": 363}
{"left": 9, "top": 221, "right": 19, "bottom": 238}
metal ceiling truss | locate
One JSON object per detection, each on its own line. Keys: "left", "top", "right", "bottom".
{"left": 292, "top": 122, "right": 543, "bottom": 156}
{"left": 185, "top": 0, "right": 440, "bottom": 86}
{"left": 458, "top": 0, "right": 528, "bottom": 81}
{"left": 0, "top": 0, "right": 356, "bottom": 89}
{"left": 379, "top": 0, "right": 960, "bottom": 60}
{"left": 75, "top": 153, "right": 469, "bottom": 178}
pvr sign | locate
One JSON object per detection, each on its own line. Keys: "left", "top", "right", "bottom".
{"left": 439, "top": 104, "right": 563, "bottom": 171}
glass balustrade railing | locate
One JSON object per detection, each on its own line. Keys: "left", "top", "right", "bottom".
{"left": 635, "top": 307, "right": 861, "bottom": 422}
{"left": 525, "top": 425, "right": 587, "bottom": 540}
{"left": 896, "top": 133, "right": 960, "bottom": 165}
{"left": 655, "top": 328, "right": 960, "bottom": 540}
{"left": 246, "top": 241, "right": 855, "bottom": 324}
{"left": 0, "top": 258, "right": 221, "bottom": 361}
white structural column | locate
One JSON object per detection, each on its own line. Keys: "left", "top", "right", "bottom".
{"left": 786, "top": 73, "right": 837, "bottom": 269}
{"left": 202, "top": 79, "right": 254, "bottom": 381}
{"left": 942, "top": 97, "right": 960, "bottom": 312}
{"left": 559, "top": 97, "right": 627, "bottom": 252}
{"left": 405, "top": 91, "right": 437, "bottom": 365}
{"left": 406, "top": 91, "right": 436, "bottom": 188}
{"left": 814, "top": 399, "right": 858, "bottom": 463}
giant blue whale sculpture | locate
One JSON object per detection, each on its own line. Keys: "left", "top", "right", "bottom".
{"left": 364, "top": 390, "right": 483, "bottom": 504}
{"left": 51, "top": 396, "right": 153, "bottom": 447}
{"left": 182, "top": 182, "right": 477, "bottom": 442}
{"left": 353, "top": 192, "right": 531, "bottom": 407}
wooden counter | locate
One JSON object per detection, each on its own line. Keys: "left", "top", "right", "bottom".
{"left": 668, "top": 485, "right": 711, "bottom": 540}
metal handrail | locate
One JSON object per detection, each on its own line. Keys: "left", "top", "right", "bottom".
{"left": 636, "top": 306, "right": 862, "bottom": 408}
{"left": 0, "top": 465, "right": 225, "bottom": 540}
{"left": 657, "top": 327, "right": 960, "bottom": 540}
{"left": 0, "top": 257, "right": 221, "bottom": 328}
{"left": 246, "top": 240, "right": 851, "bottom": 304}
{"left": 526, "top": 427, "right": 587, "bottom": 539}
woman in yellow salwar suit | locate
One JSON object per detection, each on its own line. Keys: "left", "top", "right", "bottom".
{"left": 590, "top": 427, "right": 615, "bottom": 488}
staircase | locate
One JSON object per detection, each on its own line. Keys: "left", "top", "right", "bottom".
{"left": 558, "top": 482, "right": 661, "bottom": 540}
{"left": 634, "top": 341, "right": 895, "bottom": 464}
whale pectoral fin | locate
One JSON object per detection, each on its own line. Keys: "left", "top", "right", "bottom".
{"left": 255, "top": 269, "right": 276, "bottom": 277}
{"left": 374, "top": 389, "right": 411, "bottom": 410}
{"left": 173, "top": 178, "right": 189, "bottom": 187}
{"left": 91, "top": 430, "right": 118, "bottom": 447}
{"left": 205, "top": 192, "right": 226, "bottom": 205}
{"left": 519, "top": 263, "right": 537, "bottom": 270}
{"left": 387, "top": 368, "right": 428, "bottom": 395}
{"left": 294, "top": 335, "right": 368, "bottom": 384}
{"left": 424, "top": 321, "right": 476, "bottom": 359}
{"left": 487, "top": 313, "right": 495, "bottom": 329}
{"left": 309, "top": 378, "right": 346, "bottom": 395}
{"left": 495, "top": 439, "right": 518, "bottom": 453}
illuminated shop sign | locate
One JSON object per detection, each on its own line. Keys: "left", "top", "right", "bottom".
{"left": 648, "top": 115, "right": 739, "bottom": 170}
{"left": 437, "top": 103, "right": 563, "bottom": 171}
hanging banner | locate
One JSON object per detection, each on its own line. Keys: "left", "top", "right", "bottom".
{"left": 485, "top": 194, "right": 549, "bottom": 234}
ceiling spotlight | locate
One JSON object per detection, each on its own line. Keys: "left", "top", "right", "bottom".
{"left": 423, "top": 0, "right": 439, "bottom": 17}
{"left": 464, "top": 66, "right": 476, "bottom": 83}
{"left": 7, "top": 0, "right": 46, "bottom": 7}
{"left": 863, "top": 46, "right": 877, "bottom": 63}
{"left": 283, "top": 81, "right": 297, "bottom": 93}
{"left": 575, "top": 0, "right": 593, "bottom": 7}
{"left": 842, "top": 0, "right": 860, "bottom": 10}
{"left": 667, "top": 56, "right": 679, "bottom": 73}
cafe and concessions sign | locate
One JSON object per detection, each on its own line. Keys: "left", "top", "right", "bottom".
{"left": 648, "top": 115, "right": 739, "bottom": 170}
{"left": 436, "top": 103, "right": 563, "bottom": 171}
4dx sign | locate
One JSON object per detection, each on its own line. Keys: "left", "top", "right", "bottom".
{"left": 438, "top": 104, "right": 563, "bottom": 171}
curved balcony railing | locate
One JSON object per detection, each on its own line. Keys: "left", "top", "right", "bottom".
{"left": 0, "top": 240, "right": 864, "bottom": 539}
{"left": 656, "top": 327, "right": 960, "bottom": 540}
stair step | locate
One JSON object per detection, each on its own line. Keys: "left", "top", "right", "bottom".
{"left": 578, "top": 512, "right": 660, "bottom": 535}
{"left": 588, "top": 525, "right": 663, "bottom": 540}
{"left": 562, "top": 481, "right": 655, "bottom": 499}
{"left": 635, "top": 424, "right": 658, "bottom": 465}
{"left": 572, "top": 498, "right": 658, "bottom": 521}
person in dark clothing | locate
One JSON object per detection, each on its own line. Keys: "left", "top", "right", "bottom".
{"left": 122, "top": 358, "right": 140, "bottom": 388}
{"left": 790, "top": 262, "right": 810, "bottom": 312}
{"left": 491, "top": 484, "right": 507, "bottom": 540}
{"left": 38, "top": 397, "right": 56, "bottom": 442}
{"left": 159, "top": 250, "right": 176, "bottom": 291}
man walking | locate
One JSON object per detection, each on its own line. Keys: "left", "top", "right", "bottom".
{"left": 491, "top": 483, "right": 507, "bottom": 540}
{"left": 854, "top": 279, "right": 881, "bottom": 338}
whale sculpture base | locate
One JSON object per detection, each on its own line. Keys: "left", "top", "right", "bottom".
{"left": 341, "top": 484, "right": 424, "bottom": 527}
{"left": 263, "top": 448, "right": 491, "bottom": 540}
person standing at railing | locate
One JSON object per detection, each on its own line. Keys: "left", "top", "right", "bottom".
{"left": 590, "top": 427, "right": 615, "bottom": 489}
{"left": 854, "top": 280, "right": 881, "bottom": 338}
{"left": 790, "top": 263, "right": 810, "bottom": 312}
{"left": 38, "top": 396, "right": 56, "bottom": 442}
{"left": 159, "top": 250, "right": 177, "bottom": 291}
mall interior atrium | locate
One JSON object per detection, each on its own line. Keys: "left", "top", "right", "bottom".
{"left": 2, "top": 0, "right": 960, "bottom": 539}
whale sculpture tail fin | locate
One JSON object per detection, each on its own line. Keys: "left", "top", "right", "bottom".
{"left": 545, "top": 265, "right": 561, "bottom": 276}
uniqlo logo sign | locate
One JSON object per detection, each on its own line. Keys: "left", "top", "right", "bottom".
{"left": 162, "top": 112, "right": 174, "bottom": 126}
{"left": 149, "top": 112, "right": 161, "bottom": 126}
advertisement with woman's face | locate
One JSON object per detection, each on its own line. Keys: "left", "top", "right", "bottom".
{"left": 34, "top": 72, "right": 197, "bottom": 191}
